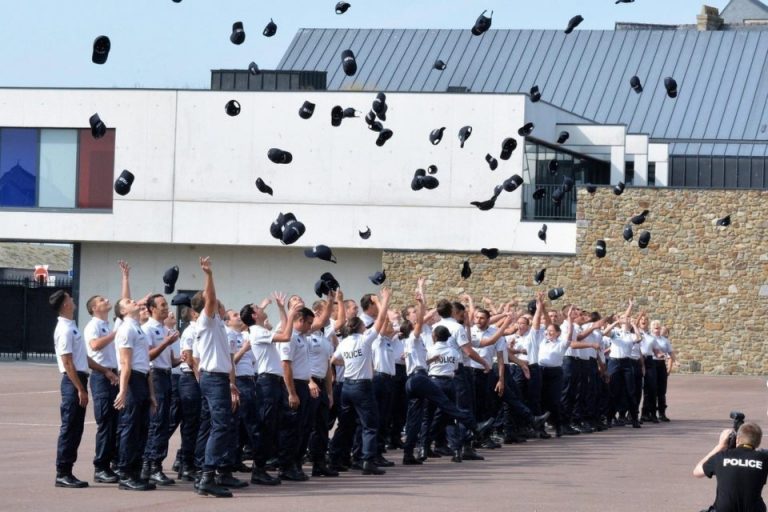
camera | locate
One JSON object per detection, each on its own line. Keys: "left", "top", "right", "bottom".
{"left": 727, "top": 411, "right": 746, "bottom": 449}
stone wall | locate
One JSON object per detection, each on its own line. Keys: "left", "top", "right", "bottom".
{"left": 383, "top": 187, "right": 768, "bottom": 375}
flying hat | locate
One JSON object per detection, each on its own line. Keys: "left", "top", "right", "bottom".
{"left": 255, "top": 178, "right": 273, "bottom": 196}
{"left": 548, "top": 288, "right": 565, "bottom": 300}
{"left": 471, "top": 10, "right": 493, "bottom": 36}
{"left": 503, "top": 174, "right": 524, "bottom": 192}
{"left": 248, "top": 62, "right": 260, "bottom": 75}
{"left": 716, "top": 215, "right": 731, "bottom": 227}
{"left": 664, "top": 77, "right": 678, "bottom": 98}
{"left": 92, "top": 36, "right": 111, "bottom": 64}
{"left": 486, "top": 154, "right": 498, "bottom": 171}
{"left": 225, "top": 100, "right": 241, "bottom": 117}
{"left": 263, "top": 19, "right": 277, "bottom": 38}
{"left": 481, "top": 248, "right": 499, "bottom": 259}
{"left": 532, "top": 187, "right": 546, "bottom": 200}
{"left": 369, "top": 270, "right": 386, "bottom": 286}
{"left": 631, "top": 210, "right": 649, "bottom": 225}
{"left": 267, "top": 148, "right": 293, "bottom": 164}
{"left": 638, "top": 230, "right": 651, "bottom": 249}
{"left": 538, "top": 224, "right": 548, "bottom": 242}
{"left": 595, "top": 239, "right": 607, "bottom": 258}
{"left": 434, "top": 59, "right": 447, "bottom": 71}
{"left": 331, "top": 105, "right": 344, "bottom": 127}
{"left": 230, "top": 21, "right": 246, "bottom": 45}
{"left": 359, "top": 226, "right": 372, "bottom": 239}
{"left": 530, "top": 85, "right": 541, "bottom": 103}
{"left": 461, "top": 260, "right": 472, "bottom": 279}
{"left": 534, "top": 268, "right": 546, "bottom": 285}
{"left": 564, "top": 15, "right": 584, "bottom": 34}
{"left": 623, "top": 224, "right": 634, "bottom": 242}
{"left": 613, "top": 181, "right": 626, "bottom": 195}
{"left": 499, "top": 138, "right": 517, "bottom": 160}
{"left": 429, "top": 127, "right": 446, "bottom": 145}
{"left": 114, "top": 170, "right": 134, "bottom": 196}
{"left": 163, "top": 266, "right": 179, "bottom": 294}
{"left": 341, "top": 49, "right": 357, "bottom": 76}
{"left": 458, "top": 126, "right": 473, "bottom": 148}
{"left": 299, "top": 101, "right": 316, "bottom": 119}
{"left": 171, "top": 293, "right": 191, "bottom": 307}
{"left": 630, "top": 75, "right": 643, "bottom": 93}
{"left": 90, "top": 113, "right": 106, "bottom": 139}
{"left": 335, "top": 1, "right": 351, "bottom": 14}
{"left": 304, "top": 245, "right": 337, "bottom": 263}
{"left": 518, "top": 122, "right": 534, "bottom": 137}
{"left": 376, "top": 129, "right": 394, "bottom": 147}
{"left": 557, "top": 131, "right": 570, "bottom": 144}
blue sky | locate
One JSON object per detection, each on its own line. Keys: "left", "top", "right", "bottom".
{"left": 1, "top": 0, "right": 712, "bottom": 89}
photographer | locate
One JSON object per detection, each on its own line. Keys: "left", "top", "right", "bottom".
{"left": 693, "top": 422, "right": 768, "bottom": 512}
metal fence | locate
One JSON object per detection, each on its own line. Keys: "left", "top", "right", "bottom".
{"left": 521, "top": 183, "right": 577, "bottom": 221}
{"left": 0, "top": 277, "right": 72, "bottom": 360}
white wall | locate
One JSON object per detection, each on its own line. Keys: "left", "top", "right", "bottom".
{"left": 0, "top": 89, "right": 580, "bottom": 254}
{"left": 78, "top": 242, "right": 383, "bottom": 327}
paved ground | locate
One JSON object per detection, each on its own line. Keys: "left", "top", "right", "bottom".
{"left": 1, "top": 362, "right": 765, "bottom": 512}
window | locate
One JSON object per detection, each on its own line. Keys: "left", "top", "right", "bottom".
{"left": 648, "top": 163, "right": 656, "bottom": 186}
{"left": 0, "top": 127, "right": 115, "bottom": 210}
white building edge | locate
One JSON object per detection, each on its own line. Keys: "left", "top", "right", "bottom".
{"left": 0, "top": 88, "right": 668, "bottom": 325}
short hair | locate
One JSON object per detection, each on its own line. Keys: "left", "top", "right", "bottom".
{"left": 344, "top": 299, "right": 357, "bottom": 308}
{"left": 474, "top": 307, "right": 490, "bottom": 319}
{"left": 433, "top": 325, "right": 451, "bottom": 342}
{"left": 590, "top": 312, "right": 601, "bottom": 322}
{"left": 436, "top": 299, "right": 453, "bottom": 318}
{"left": 650, "top": 319, "right": 661, "bottom": 329}
{"left": 737, "top": 422, "right": 762, "bottom": 448}
{"left": 113, "top": 301, "right": 124, "bottom": 320}
{"left": 451, "top": 301, "right": 465, "bottom": 312}
{"left": 517, "top": 316, "right": 531, "bottom": 325}
{"left": 549, "top": 323, "right": 562, "bottom": 334}
{"left": 190, "top": 292, "right": 205, "bottom": 313}
{"left": 146, "top": 293, "right": 164, "bottom": 313}
{"left": 180, "top": 305, "right": 192, "bottom": 322}
{"left": 49, "top": 290, "right": 68, "bottom": 312}
{"left": 240, "top": 304, "right": 255, "bottom": 327}
{"left": 312, "top": 300, "right": 326, "bottom": 314}
{"left": 297, "top": 307, "right": 315, "bottom": 322}
{"left": 85, "top": 295, "right": 101, "bottom": 316}
{"left": 400, "top": 305, "right": 415, "bottom": 322}
{"left": 360, "top": 294, "right": 375, "bottom": 312}
{"left": 399, "top": 319, "right": 414, "bottom": 339}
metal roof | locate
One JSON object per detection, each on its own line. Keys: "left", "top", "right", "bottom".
{"left": 278, "top": 29, "right": 768, "bottom": 152}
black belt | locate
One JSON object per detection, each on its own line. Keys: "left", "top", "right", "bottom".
{"left": 181, "top": 370, "right": 195, "bottom": 375}
{"left": 152, "top": 367, "right": 172, "bottom": 374}
{"left": 345, "top": 378, "right": 372, "bottom": 384}
{"left": 472, "top": 368, "right": 487, "bottom": 375}
{"left": 411, "top": 369, "right": 428, "bottom": 376}
{"left": 643, "top": 355, "right": 654, "bottom": 360}
{"left": 293, "top": 379, "right": 309, "bottom": 384}
{"left": 201, "top": 370, "right": 229, "bottom": 376}
{"left": 312, "top": 377, "right": 326, "bottom": 385}
{"left": 374, "top": 371, "right": 394, "bottom": 379}
{"left": 131, "top": 370, "right": 148, "bottom": 377}
{"left": 430, "top": 375, "right": 453, "bottom": 380}
{"left": 258, "top": 373, "right": 282, "bottom": 382}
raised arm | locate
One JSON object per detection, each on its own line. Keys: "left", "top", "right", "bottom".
{"left": 413, "top": 291, "right": 426, "bottom": 337}
{"left": 119, "top": 260, "right": 131, "bottom": 300}
{"left": 311, "top": 290, "right": 335, "bottom": 332}
{"left": 273, "top": 303, "right": 301, "bottom": 342}
{"left": 333, "top": 289, "right": 346, "bottom": 333}
{"left": 479, "top": 313, "right": 514, "bottom": 347}
{"left": 372, "top": 288, "right": 392, "bottom": 334}
{"left": 532, "top": 291, "right": 544, "bottom": 330}
{"left": 200, "top": 257, "right": 216, "bottom": 318}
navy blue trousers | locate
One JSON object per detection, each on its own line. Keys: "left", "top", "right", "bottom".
{"left": 56, "top": 372, "right": 88, "bottom": 474}
{"left": 641, "top": 356, "right": 658, "bottom": 417}
{"left": 278, "top": 379, "right": 310, "bottom": 470}
{"left": 177, "top": 372, "right": 201, "bottom": 467}
{"left": 608, "top": 358, "right": 638, "bottom": 421}
{"left": 655, "top": 360, "right": 669, "bottom": 416}
{"left": 373, "top": 373, "right": 394, "bottom": 455}
{"left": 197, "top": 372, "right": 234, "bottom": 472}
{"left": 307, "top": 379, "right": 331, "bottom": 463}
{"left": 144, "top": 370, "right": 172, "bottom": 464}
{"left": 403, "top": 371, "right": 476, "bottom": 452}
{"left": 336, "top": 380, "right": 379, "bottom": 462}
{"left": 117, "top": 371, "right": 150, "bottom": 474}
{"left": 540, "top": 366, "right": 564, "bottom": 429}
{"left": 233, "top": 375, "right": 260, "bottom": 465}
{"left": 90, "top": 370, "right": 118, "bottom": 471}
{"left": 253, "top": 373, "right": 283, "bottom": 469}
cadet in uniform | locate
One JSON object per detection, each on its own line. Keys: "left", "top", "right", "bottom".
{"left": 331, "top": 288, "right": 393, "bottom": 475}
{"left": 52, "top": 290, "right": 108, "bottom": 488}
{"left": 192, "top": 256, "right": 246, "bottom": 497}
{"left": 83, "top": 294, "right": 120, "bottom": 483}
{"left": 176, "top": 306, "right": 201, "bottom": 481}
{"left": 141, "top": 294, "right": 179, "bottom": 485}
{"left": 114, "top": 295, "right": 156, "bottom": 491}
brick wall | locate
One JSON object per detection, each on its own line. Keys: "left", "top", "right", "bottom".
{"left": 383, "top": 187, "right": 768, "bottom": 375}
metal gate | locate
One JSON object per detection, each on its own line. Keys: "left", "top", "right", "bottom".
{"left": 0, "top": 277, "right": 72, "bottom": 360}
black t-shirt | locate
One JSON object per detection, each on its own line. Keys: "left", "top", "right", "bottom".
{"left": 703, "top": 447, "right": 768, "bottom": 512}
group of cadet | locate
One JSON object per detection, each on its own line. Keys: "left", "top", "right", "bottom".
{"left": 51, "top": 257, "right": 677, "bottom": 497}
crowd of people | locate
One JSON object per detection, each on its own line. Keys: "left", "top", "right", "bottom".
{"left": 50, "top": 257, "right": 677, "bottom": 497}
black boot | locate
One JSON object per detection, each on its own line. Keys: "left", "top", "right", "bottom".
{"left": 118, "top": 472, "right": 153, "bottom": 491}
{"left": 216, "top": 470, "right": 249, "bottom": 488}
{"left": 93, "top": 468, "right": 119, "bottom": 484}
{"left": 251, "top": 467, "right": 281, "bottom": 486}
{"left": 140, "top": 460, "right": 151, "bottom": 481}
{"left": 312, "top": 462, "right": 340, "bottom": 477}
{"left": 450, "top": 450, "right": 462, "bottom": 463}
{"left": 178, "top": 463, "right": 196, "bottom": 482}
{"left": 55, "top": 472, "right": 89, "bottom": 488}
{"left": 461, "top": 447, "right": 484, "bottom": 461}
{"left": 373, "top": 455, "right": 395, "bottom": 467}
{"left": 171, "top": 451, "right": 182, "bottom": 473}
{"left": 149, "top": 462, "right": 175, "bottom": 486}
{"left": 402, "top": 451, "right": 422, "bottom": 465}
{"left": 361, "top": 461, "right": 385, "bottom": 475}
{"left": 197, "top": 471, "right": 232, "bottom": 497}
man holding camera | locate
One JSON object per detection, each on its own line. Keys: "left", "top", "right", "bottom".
{"left": 693, "top": 421, "right": 768, "bottom": 512}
